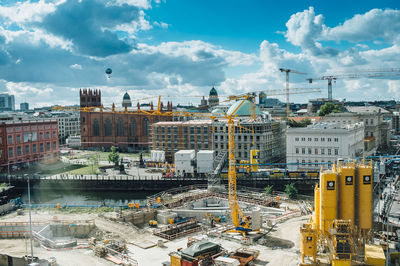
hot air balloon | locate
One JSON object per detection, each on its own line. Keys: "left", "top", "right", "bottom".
{"left": 105, "top": 68, "right": 112, "bottom": 78}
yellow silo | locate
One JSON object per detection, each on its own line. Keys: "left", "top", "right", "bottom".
{"left": 314, "top": 184, "right": 320, "bottom": 233}
{"left": 320, "top": 171, "right": 338, "bottom": 236}
{"left": 300, "top": 223, "right": 317, "bottom": 263}
{"left": 338, "top": 165, "right": 355, "bottom": 224}
{"left": 356, "top": 162, "right": 373, "bottom": 230}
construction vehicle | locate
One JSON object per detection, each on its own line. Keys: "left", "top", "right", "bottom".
{"left": 149, "top": 220, "right": 158, "bottom": 227}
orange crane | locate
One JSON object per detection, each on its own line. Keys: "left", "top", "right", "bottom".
{"left": 307, "top": 68, "right": 400, "bottom": 101}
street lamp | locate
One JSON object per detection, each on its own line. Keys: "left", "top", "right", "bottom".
{"left": 25, "top": 173, "right": 34, "bottom": 263}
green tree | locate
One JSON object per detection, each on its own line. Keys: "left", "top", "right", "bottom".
{"left": 264, "top": 185, "right": 274, "bottom": 195}
{"left": 288, "top": 118, "right": 312, "bottom": 128}
{"left": 318, "top": 102, "right": 342, "bottom": 116}
{"left": 285, "top": 183, "right": 298, "bottom": 199}
{"left": 108, "top": 146, "right": 120, "bottom": 166}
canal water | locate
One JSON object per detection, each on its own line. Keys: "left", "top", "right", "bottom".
{"left": 20, "top": 189, "right": 154, "bottom": 206}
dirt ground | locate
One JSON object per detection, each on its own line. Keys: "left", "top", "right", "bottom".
{"left": 0, "top": 208, "right": 307, "bottom": 266}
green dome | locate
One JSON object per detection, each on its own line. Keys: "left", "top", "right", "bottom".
{"left": 123, "top": 92, "right": 131, "bottom": 100}
{"left": 212, "top": 108, "right": 225, "bottom": 114}
{"left": 209, "top": 87, "right": 218, "bottom": 96}
{"left": 226, "top": 100, "right": 261, "bottom": 116}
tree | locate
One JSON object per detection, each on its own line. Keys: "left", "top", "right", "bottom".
{"left": 108, "top": 146, "right": 120, "bottom": 166}
{"left": 264, "top": 185, "right": 274, "bottom": 195}
{"left": 288, "top": 118, "right": 312, "bottom": 128}
{"left": 318, "top": 102, "right": 342, "bottom": 116}
{"left": 285, "top": 183, "right": 298, "bottom": 199}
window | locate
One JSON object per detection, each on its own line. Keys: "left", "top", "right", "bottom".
{"left": 25, "top": 145, "right": 29, "bottom": 154}
{"left": 143, "top": 118, "right": 149, "bottom": 135}
{"left": 328, "top": 138, "right": 332, "bottom": 142}
{"left": 16, "top": 135, "right": 21, "bottom": 143}
{"left": 46, "top": 132, "right": 50, "bottom": 139}
{"left": 365, "top": 119, "right": 368, "bottom": 125}
{"left": 203, "top": 127, "right": 208, "bottom": 134}
{"left": 295, "top": 137, "right": 299, "bottom": 141}
{"left": 8, "top": 148, "right": 13, "bottom": 157}
{"left": 128, "top": 118, "right": 136, "bottom": 137}
{"left": 53, "top": 141, "right": 57, "bottom": 150}
{"left": 184, "top": 127, "right": 188, "bottom": 134}
{"left": 104, "top": 118, "right": 112, "bottom": 136}
{"left": 308, "top": 137, "right": 312, "bottom": 141}
{"left": 296, "top": 148, "right": 299, "bottom": 154}
{"left": 32, "top": 144, "right": 37, "bottom": 153}
{"left": 321, "top": 138, "right": 325, "bottom": 142}
{"left": 220, "top": 135, "right": 224, "bottom": 141}
{"left": 334, "top": 138, "right": 338, "bottom": 142}
{"left": 46, "top": 142, "right": 50, "bottom": 151}
{"left": 17, "top": 146, "right": 21, "bottom": 156}
{"left": 302, "top": 148, "right": 305, "bottom": 154}
{"left": 204, "top": 143, "right": 208, "bottom": 149}
{"left": 117, "top": 118, "right": 124, "bottom": 136}
{"left": 314, "top": 138, "right": 318, "bottom": 141}
{"left": 370, "top": 119, "right": 374, "bottom": 125}
{"left": 197, "top": 127, "right": 201, "bottom": 134}
{"left": 244, "top": 136, "right": 248, "bottom": 141}
{"left": 308, "top": 148, "right": 311, "bottom": 154}
{"left": 40, "top": 133, "right": 43, "bottom": 139}
{"left": 301, "top": 137, "right": 305, "bottom": 141}
{"left": 335, "top": 149, "right": 338, "bottom": 155}
{"left": 315, "top": 149, "right": 318, "bottom": 155}
{"left": 370, "top": 132, "right": 374, "bottom": 137}
{"left": 93, "top": 119, "right": 100, "bottom": 136}
{"left": 321, "top": 148, "right": 325, "bottom": 155}
{"left": 7, "top": 135, "right": 12, "bottom": 144}
{"left": 40, "top": 143, "right": 44, "bottom": 152}
{"left": 190, "top": 127, "right": 194, "bottom": 134}
{"left": 52, "top": 131, "right": 56, "bottom": 138}
{"left": 328, "top": 149, "right": 332, "bottom": 155}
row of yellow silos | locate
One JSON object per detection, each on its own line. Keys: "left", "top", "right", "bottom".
{"left": 314, "top": 161, "right": 373, "bottom": 237}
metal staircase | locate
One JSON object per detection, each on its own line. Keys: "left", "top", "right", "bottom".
{"left": 207, "top": 151, "right": 228, "bottom": 187}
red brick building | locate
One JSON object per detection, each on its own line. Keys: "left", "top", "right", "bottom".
{"left": 0, "top": 120, "right": 59, "bottom": 172}
{"left": 80, "top": 89, "right": 172, "bottom": 151}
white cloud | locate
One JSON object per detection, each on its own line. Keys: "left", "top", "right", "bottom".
{"left": 0, "top": 0, "right": 57, "bottom": 25}
{"left": 114, "top": 0, "right": 151, "bottom": 9}
{"left": 70, "top": 64, "right": 82, "bottom": 70}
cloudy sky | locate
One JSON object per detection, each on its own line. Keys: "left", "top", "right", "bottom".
{"left": 0, "top": 0, "right": 399, "bottom": 108}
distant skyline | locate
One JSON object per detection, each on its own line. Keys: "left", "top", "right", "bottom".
{"left": 0, "top": 0, "right": 399, "bottom": 107}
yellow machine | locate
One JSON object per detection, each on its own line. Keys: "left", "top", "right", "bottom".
{"left": 149, "top": 220, "right": 158, "bottom": 227}
{"left": 301, "top": 161, "right": 374, "bottom": 265}
{"left": 300, "top": 223, "right": 317, "bottom": 263}
{"left": 250, "top": 149, "right": 259, "bottom": 172}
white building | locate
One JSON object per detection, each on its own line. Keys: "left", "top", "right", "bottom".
{"left": 52, "top": 112, "right": 81, "bottom": 144}
{"left": 286, "top": 122, "right": 364, "bottom": 170}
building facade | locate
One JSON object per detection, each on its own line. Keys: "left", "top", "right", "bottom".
{"left": 53, "top": 112, "right": 81, "bottom": 144}
{"left": 20, "top": 102, "right": 29, "bottom": 111}
{"left": 150, "top": 120, "right": 212, "bottom": 163}
{"left": 0, "top": 94, "right": 15, "bottom": 111}
{"left": 80, "top": 89, "right": 172, "bottom": 151}
{"left": 393, "top": 112, "right": 400, "bottom": 134}
{"left": 323, "top": 107, "right": 391, "bottom": 151}
{"left": 212, "top": 119, "right": 286, "bottom": 164}
{"left": 286, "top": 122, "right": 364, "bottom": 170}
{"left": 0, "top": 120, "right": 60, "bottom": 172}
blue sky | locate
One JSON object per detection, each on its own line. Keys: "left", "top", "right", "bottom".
{"left": 0, "top": 0, "right": 399, "bottom": 107}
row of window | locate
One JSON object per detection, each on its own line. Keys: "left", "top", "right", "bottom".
{"left": 92, "top": 118, "right": 148, "bottom": 137}
{"left": 8, "top": 131, "right": 56, "bottom": 144}
{"left": 155, "top": 142, "right": 209, "bottom": 150}
{"left": 297, "top": 159, "right": 332, "bottom": 167}
{"left": 295, "top": 147, "right": 339, "bottom": 155}
{"left": 8, "top": 142, "right": 57, "bottom": 157}
{"left": 294, "top": 137, "right": 339, "bottom": 142}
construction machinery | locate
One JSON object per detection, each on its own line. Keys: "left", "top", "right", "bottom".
{"left": 149, "top": 220, "right": 158, "bottom": 227}
{"left": 307, "top": 68, "right": 400, "bottom": 101}
{"left": 300, "top": 160, "right": 373, "bottom": 265}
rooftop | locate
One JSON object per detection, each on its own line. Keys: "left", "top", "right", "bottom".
{"left": 346, "top": 106, "right": 389, "bottom": 114}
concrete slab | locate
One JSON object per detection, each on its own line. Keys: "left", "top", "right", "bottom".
{"left": 130, "top": 239, "right": 157, "bottom": 249}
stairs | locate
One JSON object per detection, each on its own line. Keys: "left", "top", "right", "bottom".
{"left": 207, "top": 151, "right": 228, "bottom": 187}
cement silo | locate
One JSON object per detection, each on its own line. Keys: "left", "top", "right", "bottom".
{"left": 320, "top": 171, "right": 338, "bottom": 236}
{"left": 338, "top": 165, "right": 355, "bottom": 224}
{"left": 356, "top": 163, "right": 373, "bottom": 230}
